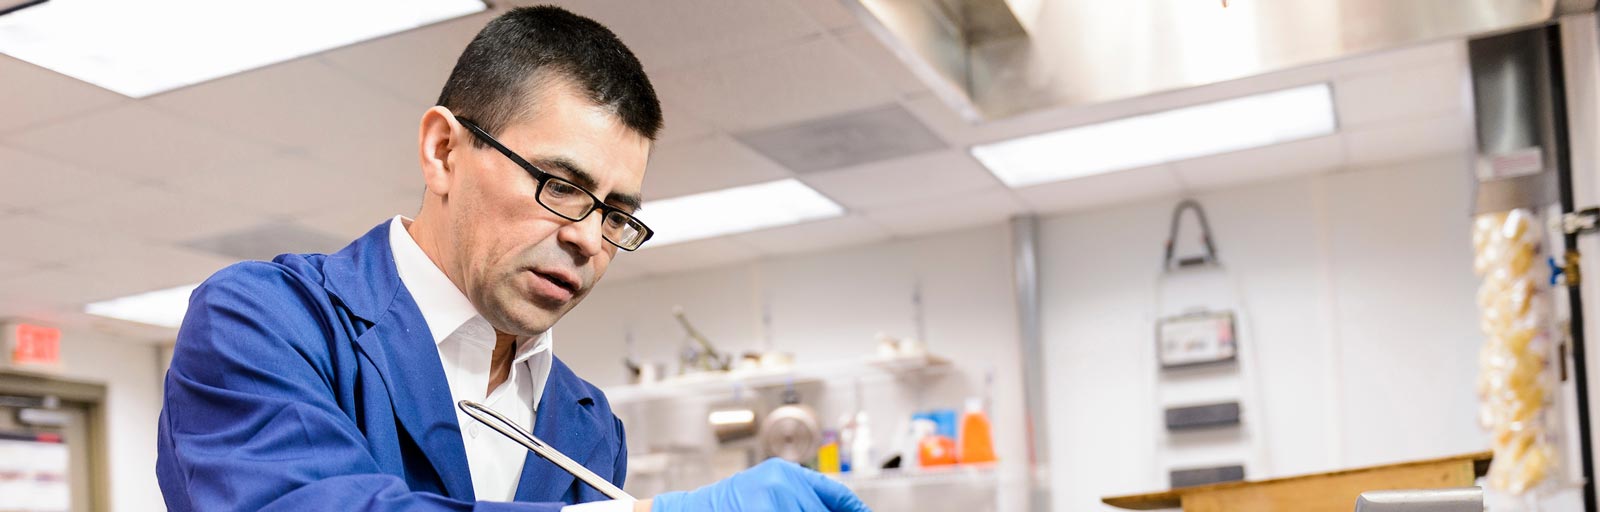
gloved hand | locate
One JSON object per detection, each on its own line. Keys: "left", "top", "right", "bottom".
{"left": 649, "top": 458, "right": 870, "bottom": 512}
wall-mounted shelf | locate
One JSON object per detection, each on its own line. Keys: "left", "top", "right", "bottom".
{"left": 602, "top": 354, "right": 951, "bottom": 405}
{"left": 830, "top": 463, "right": 1000, "bottom": 491}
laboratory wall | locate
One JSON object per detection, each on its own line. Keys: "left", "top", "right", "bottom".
{"left": 52, "top": 328, "right": 168, "bottom": 512}
{"left": 1038, "top": 153, "right": 1485, "bottom": 510}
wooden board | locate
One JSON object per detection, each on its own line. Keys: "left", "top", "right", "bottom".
{"left": 1102, "top": 451, "right": 1491, "bottom": 511}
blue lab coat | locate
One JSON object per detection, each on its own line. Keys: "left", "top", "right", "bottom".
{"left": 156, "top": 221, "right": 627, "bottom": 511}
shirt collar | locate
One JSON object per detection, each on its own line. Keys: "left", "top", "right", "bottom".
{"left": 388, "top": 215, "right": 488, "bottom": 345}
{"left": 388, "top": 216, "right": 558, "bottom": 361}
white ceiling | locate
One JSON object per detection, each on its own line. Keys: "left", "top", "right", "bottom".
{"left": 0, "top": 0, "right": 1474, "bottom": 338}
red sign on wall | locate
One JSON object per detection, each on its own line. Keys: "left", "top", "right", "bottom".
{"left": 12, "top": 323, "right": 61, "bottom": 367}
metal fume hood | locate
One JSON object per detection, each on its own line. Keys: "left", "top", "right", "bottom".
{"left": 848, "top": 0, "right": 1598, "bottom": 121}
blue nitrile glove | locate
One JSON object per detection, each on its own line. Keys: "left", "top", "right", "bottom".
{"left": 650, "top": 458, "right": 871, "bottom": 512}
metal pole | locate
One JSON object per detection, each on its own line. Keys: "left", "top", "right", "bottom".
{"left": 1548, "top": 23, "right": 1600, "bottom": 512}
{"left": 1010, "top": 214, "right": 1052, "bottom": 512}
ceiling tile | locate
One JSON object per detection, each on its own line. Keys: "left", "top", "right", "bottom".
{"left": 1334, "top": 60, "right": 1466, "bottom": 129}
{"left": 71, "top": 242, "right": 239, "bottom": 293}
{"left": 799, "top": 149, "right": 999, "bottom": 211}
{"left": 0, "top": 245, "right": 222, "bottom": 312}
{"left": 735, "top": 103, "right": 946, "bottom": 174}
{"left": 169, "top": 153, "right": 397, "bottom": 217}
{"left": 1013, "top": 164, "right": 1183, "bottom": 214}
{"left": 900, "top": 92, "right": 981, "bottom": 145}
{"left": 0, "top": 258, "right": 32, "bottom": 281}
{"left": 183, "top": 222, "right": 350, "bottom": 262}
{"left": 2, "top": 103, "right": 275, "bottom": 184}
{"left": 834, "top": 27, "right": 929, "bottom": 96}
{"left": 643, "top": 134, "right": 791, "bottom": 200}
{"left": 35, "top": 184, "right": 269, "bottom": 244}
{"left": 658, "top": 99, "right": 719, "bottom": 144}
{"left": 0, "top": 214, "right": 150, "bottom": 266}
{"left": 0, "top": 55, "right": 126, "bottom": 136}
{"left": 1173, "top": 135, "right": 1345, "bottom": 191}
{"left": 313, "top": 133, "right": 424, "bottom": 194}
{"left": 652, "top": 36, "right": 896, "bottom": 132}
{"left": 898, "top": 88, "right": 1160, "bottom": 150}
{"left": 1333, "top": 40, "right": 1463, "bottom": 79}
{"left": 862, "top": 188, "right": 1023, "bottom": 237}
{"left": 631, "top": 237, "right": 763, "bottom": 274}
{"left": 786, "top": 0, "right": 861, "bottom": 30}
{"left": 0, "top": 146, "right": 141, "bottom": 210}
{"left": 78, "top": 311, "right": 185, "bottom": 344}
{"left": 533, "top": 0, "right": 822, "bottom": 72}
{"left": 0, "top": 268, "right": 139, "bottom": 311}
{"left": 1344, "top": 111, "right": 1473, "bottom": 168}
{"left": 732, "top": 215, "right": 890, "bottom": 255}
{"left": 0, "top": 302, "right": 67, "bottom": 325}
{"left": 318, "top": 11, "right": 498, "bottom": 105}
{"left": 296, "top": 187, "right": 421, "bottom": 241}
{"left": 146, "top": 58, "right": 423, "bottom": 168}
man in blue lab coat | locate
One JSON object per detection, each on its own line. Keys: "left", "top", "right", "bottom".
{"left": 156, "top": 6, "right": 868, "bottom": 512}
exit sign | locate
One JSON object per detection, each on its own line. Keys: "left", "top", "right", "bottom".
{"left": 9, "top": 323, "right": 61, "bottom": 367}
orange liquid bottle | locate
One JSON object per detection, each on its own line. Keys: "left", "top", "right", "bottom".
{"left": 958, "top": 398, "right": 997, "bottom": 464}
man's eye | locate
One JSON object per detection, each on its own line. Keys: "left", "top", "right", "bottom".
{"left": 547, "top": 181, "right": 579, "bottom": 197}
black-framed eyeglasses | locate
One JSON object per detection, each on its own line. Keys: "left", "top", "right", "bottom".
{"left": 456, "top": 117, "right": 653, "bottom": 251}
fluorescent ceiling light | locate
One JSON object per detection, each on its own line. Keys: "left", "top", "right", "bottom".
{"left": 642, "top": 179, "right": 844, "bottom": 247}
{"left": 85, "top": 283, "right": 199, "bottom": 328}
{"left": 0, "top": 0, "right": 486, "bottom": 98}
{"left": 970, "top": 83, "right": 1337, "bottom": 187}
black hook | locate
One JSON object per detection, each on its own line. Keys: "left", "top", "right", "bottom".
{"left": 1164, "top": 199, "right": 1220, "bottom": 271}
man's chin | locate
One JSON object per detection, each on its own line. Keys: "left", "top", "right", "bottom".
{"left": 485, "top": 303, "right": 565, "bottom": 337}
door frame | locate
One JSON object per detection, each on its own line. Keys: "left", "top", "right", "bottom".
{"left": 0, "top": 369, "right": 110, "bottom": 512}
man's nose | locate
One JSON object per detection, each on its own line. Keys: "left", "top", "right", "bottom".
{"left": 559, "top": 211, "right": 607, "bottom": 257}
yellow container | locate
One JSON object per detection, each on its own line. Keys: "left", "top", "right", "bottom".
{"left": 817, "top": 441, "right": 841, "bottom": 474}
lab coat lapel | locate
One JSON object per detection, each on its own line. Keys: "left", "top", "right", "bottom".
{"left": 514, "top": 358, "right": 605, "bottom": 502}
{"left": 324, "top": 221, "right": 476, "bottom": 501}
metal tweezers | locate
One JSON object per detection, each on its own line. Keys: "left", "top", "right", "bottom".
{"left": 457, "top": 400, "right": 635, "bottom": 501}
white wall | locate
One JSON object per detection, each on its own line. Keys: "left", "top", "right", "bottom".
{"left": 1038, "top": 154, "right": 1486, "bottom": 510}
{"left": 52, "top": 328, "right": 167, "bottom": 512}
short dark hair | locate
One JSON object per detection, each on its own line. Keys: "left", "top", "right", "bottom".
{"left": 437, "top": 6, "right": 662, "bottom": 142}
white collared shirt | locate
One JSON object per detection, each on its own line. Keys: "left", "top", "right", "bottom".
{"left": 390, "top": 216, "right": 553, "bottom": 502}
{"left": 388, "top": 217, "right": 630, "bottom": 512}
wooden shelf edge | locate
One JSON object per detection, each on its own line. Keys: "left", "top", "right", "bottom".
{"left": 1100, "top": 451, "right": 1492, "bottom": 510}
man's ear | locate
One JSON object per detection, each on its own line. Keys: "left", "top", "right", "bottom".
{"left": 418, "top": 106, "right": 460, "bottom": 198}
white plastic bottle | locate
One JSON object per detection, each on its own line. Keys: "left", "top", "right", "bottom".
{"left": 850, "top": 411, "right": 877, "bottom": 477}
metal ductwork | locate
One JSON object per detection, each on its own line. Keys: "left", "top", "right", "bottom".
{"left": 1467, "top": 26, "right": 1562, "bottom": 214}
{"left": 848, "top": 0, "right": 1597, "bottom": 121}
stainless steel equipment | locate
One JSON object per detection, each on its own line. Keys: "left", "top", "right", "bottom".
{"left": 849, "top": 0, "right": 1596, "bottom": 121}
{"left": 1354, "top": 487, "right": 1485, "bottom": 512}
{"left": 759, "top": 387, "right": 821, "bottom": 463}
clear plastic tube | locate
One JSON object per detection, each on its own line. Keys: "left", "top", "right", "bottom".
{"left": 1474, "top": 209, "right": 1559, "bottom": 498}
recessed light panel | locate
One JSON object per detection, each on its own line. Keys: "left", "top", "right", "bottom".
{"left": 971, "top": 83, "right": 1337, "bottom": 187}
{"left": 642, "top": 179, "right": 844, "bottom": 247}
{"left": 84, "top": 283, "right": 199, "bottom": 328}
{"left": 0, "top": 0, "right": 486, "bottom": 98}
